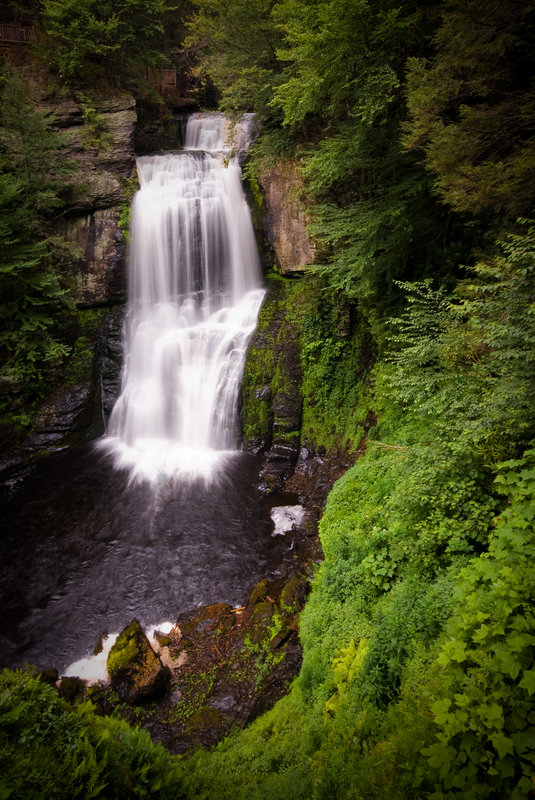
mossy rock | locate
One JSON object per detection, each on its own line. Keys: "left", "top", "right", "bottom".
{"left": 249, "top": 601, "right": 275, "bottom": 644}
{"left": 107, "top": 619, "right": 169, "bottom": 704}
{"left": 248, "top": 578, "right": 271, "bottom": 607}
{"left": 280, "top": 575, "right": 309, "bottom": 613}
{"left": 216, "top": 614, "right": 236, "bottom": 634}
{"left": 178, "top": 603, "right": 233, "bottom": 637}
{"left": 269, "top": 620, "right": 292, "bottom": 652}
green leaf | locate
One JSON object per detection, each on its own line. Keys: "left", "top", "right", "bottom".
{"left": 519, "top": 670, "right": 535, "bottom": 695}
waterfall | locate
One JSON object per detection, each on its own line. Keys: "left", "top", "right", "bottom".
{"left": 99, "top": 113, "right": 264, "bottom": 481}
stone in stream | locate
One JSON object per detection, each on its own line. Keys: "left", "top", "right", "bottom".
{"left": 107, "top": 619, "right": 169, "bottom": 703}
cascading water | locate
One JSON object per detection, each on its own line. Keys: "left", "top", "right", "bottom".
{"left": 0, "top": 114, "right": 282, "bottom": 675}
{"left": 100, "top": 113, "right": 264, "bottom": 481}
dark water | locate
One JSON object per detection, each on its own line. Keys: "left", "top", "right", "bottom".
{"left": 0, "top": 444, "right": 277, "bottom": 673}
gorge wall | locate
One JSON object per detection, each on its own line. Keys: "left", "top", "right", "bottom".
{"left": 0, "top": 89, "right": 137, "bottom": 471}
{"left": 48, "top": 92, "right": 137, "bottom": 308}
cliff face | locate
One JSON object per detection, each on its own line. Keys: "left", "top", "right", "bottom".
{"left": 238, "top": 157, "right": 317, "bottom": 487}
{"left": 46, "top": 92, "right": 137, "bottom": 307}
{"left": 0, "top": 91, "right": 136, "bottom": 472}
{"left": 257, "top": 159, "right": 315, "bottom": 274}
{"left": 241, "top": 277, "right": 303, "bottom": 493}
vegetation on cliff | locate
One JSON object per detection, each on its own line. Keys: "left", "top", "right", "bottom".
{"left": 0, "top": 67, "right": 76, "bottom": 408}
{"left": 1, "top": 0, "right": 535, "bottom": 798}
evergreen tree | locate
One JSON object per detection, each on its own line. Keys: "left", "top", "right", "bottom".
{"left": 42, "top": 0, "right": 178, "bottom": 87}
{"left": 403, "top": 0, "right": 535, "bottom": 220}
{"left": 185, "top": 0, "right": 283, "bottom": 117}
{"left": 268, "top": 0, "right": 457, "bottom": 336}
{"left": 0, "top": 69, "right": 74, "bottom": 400}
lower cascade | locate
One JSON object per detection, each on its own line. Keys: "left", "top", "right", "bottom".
{"left": 100, "top": 113, "right": 264, "bottom": 481}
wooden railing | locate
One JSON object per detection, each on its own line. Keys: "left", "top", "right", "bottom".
{"left": 0, "top": 24, "right": 36, "bottom": 44}
{"left": 147, "top": 67, "right": 177, "bottom": 90}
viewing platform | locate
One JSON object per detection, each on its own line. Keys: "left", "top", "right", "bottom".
{"left": 147, "top": 66, "right": 177, "bottom": 91}
{"left": 0, "top": 24, "right": 36, "bottom": 44}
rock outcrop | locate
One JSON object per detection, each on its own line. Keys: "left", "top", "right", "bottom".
{"left": 60, "top": 210, "right": 126, "bottom": 307}
{"left": 258, "top": 159, "right": 315, "bottom": 274}
{"left": 0, "top": 92, "right": 136, "bottom": 472}
{"left": 107, "top": 620, "right": 169, "bottom": 704}
{"left": 44, "top": 91, "right": 137, "bottom": 308}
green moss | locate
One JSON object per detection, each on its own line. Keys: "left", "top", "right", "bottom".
{"left": 107, "top": 623, "right": 141, "bottom": 674}
{"left": 118, "top": 171, "right": 140, "bottom": 242}
{"left": 243, "top": 161, "right": 265, "bottom": 236}
{"left": 241, "top": 278, "right": 289, "bottom": 449}
{"left": 279, "top": 576, "right": 306, "bottom": 614}
{"left": 288, "top": 277, "right": 375, "bottom": 453}
{"left": 167, "top": 669, "right": 217, "bottom": 726}
{"left": 241, "top": 272, "right": 375, "bottom": 456}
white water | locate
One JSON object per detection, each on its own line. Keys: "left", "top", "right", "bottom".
{"left": 100, "top": 113, "right": 264, "bottom": 482}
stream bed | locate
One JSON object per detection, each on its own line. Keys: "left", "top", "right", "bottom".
{"left": 0, "top": 444, "right": 281, "bottom": 674}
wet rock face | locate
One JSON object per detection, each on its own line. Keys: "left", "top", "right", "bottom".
{"left": 107, "top": 620, "right": 169, "bottom": 704}
{"left": 29, "top": 383, "right": 101, "bottom": 450}
{"left": 241, "top": 278, "right": 302, "bottom": 493}
{"left": 60, "top": 210, "right": 126, "bottom": 307}
{"left": 0, "top": 380, "right": 103, "bottom": 474}
{"left": 98, "top": 308, "right": 125, "bottom": 426}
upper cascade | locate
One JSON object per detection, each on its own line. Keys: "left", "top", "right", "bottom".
{"left": 184, "top": 112, "right": 258, "bottom": 154}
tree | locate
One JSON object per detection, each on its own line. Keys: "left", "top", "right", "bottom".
{"left": 266, "top": 0, "right": 458, "bottom": 337}
{"left": 403, "top": 0, "right": 535, "bottom": 220}
{"left": 42, "top": 0, "right": 177, "bottom": 87}
{"left": 0, "top": 69, "right": 74, "bottom": 400}
{"left": 388, "top": 218, "right": 535, "bottom": 461}
{"left": 185, "top": 0, "right": 283, "bottom": 117}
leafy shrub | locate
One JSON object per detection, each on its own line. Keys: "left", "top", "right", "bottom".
{"left": 0, "top": 670, "right": 185, "bottom": 799}
{"left": 422, "top": 454, "right": 535, "bottom": 799}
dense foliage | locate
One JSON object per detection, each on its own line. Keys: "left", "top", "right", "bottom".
{"left": 175, "top": 216, "right": 535, "bottom": 799}
{"left": 41, "top": 0, "right": 179, "bottom": 87}
{"left": 2, "top": 0, "right": 535, "bottom": 798}
{"left": 0, "top": 669, "right": 186, "bottom": 798}
{"left": 0, "top": 68, "right": 75, "bottom": 405}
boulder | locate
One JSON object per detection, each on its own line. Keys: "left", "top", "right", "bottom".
{"left": 280, "top": 575, "right": 309, "bottom": 613}
{"left": 107, "top": 620, "right": 169, "bottom": 704}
